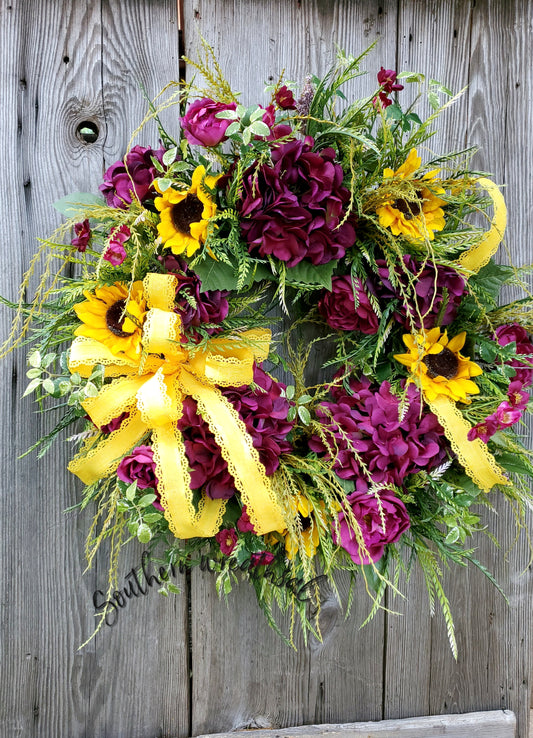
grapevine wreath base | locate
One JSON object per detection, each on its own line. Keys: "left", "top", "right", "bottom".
{"left": 4, "top": 43, "right": 533, "bottom": 651}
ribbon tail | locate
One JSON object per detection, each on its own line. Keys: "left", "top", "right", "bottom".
{"left": 179, "top": 369, "right": 286, "bottom": 534}
{"left": 457, "top": 177, "right": 506, "bottom": 273}
{"left": 428, "top": 395, "right": 509, "bottom": 492}
{"left": 153, "top": 423, "right": 226, "bottom": 538}
{"left": 68, "top": 411, "right": 147, "bottom": 484}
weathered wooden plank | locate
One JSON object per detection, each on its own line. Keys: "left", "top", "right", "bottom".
{"left": 195, "top": 709, "right": 517, "bottom": 738}
{"left": 183, "top": 2, "right": 401, "bottom": 734}
{"left": 388, "top": 4, "right": 533, "bottom": 738}
{"left": 0, "top": 1, "right": 190, "bottom": 737}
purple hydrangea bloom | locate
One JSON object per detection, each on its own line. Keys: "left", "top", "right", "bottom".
{"left": 309, "top": 376, "right": 449, "bottom": 491}
{"left": 238, "top": 138, "right": 356, "bottom": 267}
{"left": 159, "top": 254, "right": 229, "bottom": 334}
{"left": 373, "top": 255, "right": 466, "bottom": 330}
{"left": 177, "top": 366, "right": 294, "bottom": 500}
{"left": 100, "top": 145, "right": 166, "bottom": 208}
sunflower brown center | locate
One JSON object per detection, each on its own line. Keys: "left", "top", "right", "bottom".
{"left": 106, "top": 299, "right": 135, "bottom": 337}
{"left": 171, "top": 194, "right": 204, "bottom": 235}
{"left": 423, "top": 347, "right": 459, "bottom": 379}
{"left": 391, "top": 191, "right": 422, "bottom": 220}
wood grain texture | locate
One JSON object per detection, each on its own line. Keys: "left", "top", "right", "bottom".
{"left": 2, "top": 0, "right": 533, "bottom": 736}
{"left": 183, "top": 1, "right": 533, "bottom": 737}
{"left": 0, "top": 1, "right": 189, "bottom": 737}
{"left": 195, "top": 709, "right": 517, "bottom": 738}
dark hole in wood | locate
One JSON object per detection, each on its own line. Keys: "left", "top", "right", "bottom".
{"left": 63, "top": 55, "right": 70, "bottom": 64}
{"left": 77, "top": 121, "right": 99, "bottom": 144}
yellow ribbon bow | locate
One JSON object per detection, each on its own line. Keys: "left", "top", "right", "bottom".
{"left": 405, "top": 178, "right": 509, "bottom": 492}
{"left": 68, "top": 273, "right": 286, "bottom": 538}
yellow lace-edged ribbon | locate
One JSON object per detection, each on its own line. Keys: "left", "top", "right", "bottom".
{"left": 457, "top": 177, "right": 506, "bottom": 273}
{"left": 427, "top": 396, "right": 509, "bottom": 492}
{"left": 68, "top": 273, "right": 286, "bottom": 538}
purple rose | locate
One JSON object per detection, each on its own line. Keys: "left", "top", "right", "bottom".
{"left": 117, "top": 445, "right": 163, "bottom": 510}
{"left": 181, "top": 98, "right": 237, "bottom": 147}
{"left": 319, "top": 275, "right": 379, "bottom": 334}
{"left": 335, "top": 489, "right": 410, "bottom": 564}
{"left": 71, "top": 219, "right": 91, "bottom": 252}
{"left": 100, "top": 145, "right": 166, "bottom": 208}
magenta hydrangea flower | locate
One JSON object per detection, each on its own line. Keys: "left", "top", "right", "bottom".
{"left": 100, "top": 145, "right": 166, "bottom": 208}
{"left": 238, "top": 137, "right": 356, "bottom": 267}
{"left": 374, "top": 255, "right": 466, "bottom": 330}
{"left": 100, "top": 411, "right": 129, "bottom": 434}
{"left": 117, "top": 445, "right": 163, "bottom": 511}
{"left": 181, "top": 98, "right": 238, "bottom": 147}
{"left": 215, "top": 528, "right": 238, "bottom": 555}
{"left": 335, "top": 489, "right": 410, "bottom": 564}
{"left": 71, "top": 219, "right": 91, "bottom": 252}
{"left": 104, "top": 225, "right": 130, "bottom": 266}
{"left": 309, "top": 376, "right": 448, "bottom": 491}
{"left": 177, "top": 366, "right": 295, "bottom": 500}
{"left": 159, "top": 254, "right": 229, "bottom": 334}
{"left": 495, "top": 324, "right": 533, "bottom": 387}
{"left": 318, "top": 275, "right": 379, "bottom": 334}
{"left": 237, "top": 505, "right": 256, "bottom": 533}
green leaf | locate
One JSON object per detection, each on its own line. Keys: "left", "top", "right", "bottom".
{"left": 385, "top": 103, "right": 403, "bottom": 120}
{"left": 53, "top": 192, "right": 104, "bottom": 216}
{"left": 22, "top": 378, "right": 41, "bottom": 398}
{"left": 495, "top": 451, "right": 533, "bottom": 477}
{"left": 26, "top": 368, "right": 42, "bottom": 379}
{"left": 297, "top": 394, "right": 313, "bottom": 405}
{"left": 428, "top": 91, "right": 440, "bottom": 110}
{"left": 167, "top": 582, "right": 181, "bottom": 594}
{"left": 42, "top": 378, "right": 55, "bottom": 394}
{"left": 242, "top": 127, "right": 252, "bottom": 145}
{"left": 143, "top": 512, "right": 162, "bottom": 524}
{"left": 215, "top": 109, "right": 240, "bottom": 120}
{"left": 83, "top": 382, "right": 99, "bottom": 398}
{"left": 249, "top": 107, "right": 265, "bottom": 122}
{"left": 126, "top": 482, "right": 137, "bottom": 502}
{"left": 472, "top": 261, "right": 513, "bottom": 302}
{"left": 285, "top": 385, "right": 295, "bottom": 400}
{"left": 173, "top": 161, "right": 193, "bottom": 172}
{"left": 28, "top": 350, "right": 41, "bottom": 368}
{"left": 444, "top": 527, "right": 460, "bottom": 545}
{"left": 225, "top": 121, "right": 241, "bottom": 137}
{"left": 70, "top": 372, "right": 82, "bottom": 386}
{"left": 138, "top": 493, "right": 157, "bottom": 508}
{"left": 162, "top": 147, "right": 178, "bottom": 166}
{"left": 285, "top": 260, "right": 336, "bottom": 290}
{"left": 155, "top": 177, "right": 172, "bottom": 192}
{"left": 287, "top": 406, "right": 297, "bottom": 422}
{"left": 298, "top": 406, "right": 311, "bottom": 425}
{"left": 249, "top": 120, "right": 271, "bottom": 137}
{"left": 137, "top": 524, "right": 152, "bottom": 544}
{"left": 192, "top": 258, "right": 239, "bottom": 291}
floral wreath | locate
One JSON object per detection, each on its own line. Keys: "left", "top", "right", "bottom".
{"left": 4, "top": 43, "right": 533, "bottom": 652}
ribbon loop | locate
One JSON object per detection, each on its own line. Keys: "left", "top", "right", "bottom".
{"left": 68, "top": 273, "right": 287, "bottom": 538}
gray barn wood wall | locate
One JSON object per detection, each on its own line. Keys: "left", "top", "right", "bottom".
{"left": 1, "top": 1, "right": 532, "bottom": 737}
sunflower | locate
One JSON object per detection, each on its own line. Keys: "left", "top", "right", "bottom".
{"left": 73, "top": 282, "right": 146, "bottom": 362}
{"left": 394, "top": 327, "right": 482, "bottom": 404}
{"left": 376, "top": 148, "right": 446, "bottom": 241}
{"left": 154, "top": 165, "right": 219, "bottom": 256}
{"left": 284, "top": 494, "right": 321, "bottom": 560}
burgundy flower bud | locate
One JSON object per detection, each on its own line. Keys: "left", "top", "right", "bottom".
{"left": 104, "top": 225, "right": 130, "bottom": 266}
{"left": 275, "top": 85, "right": 296, "bottom": 110}
{"left": 71, "top": 219, "right": 91, "bottom": 252}
{"left": 181, "top": 98, "right": 237, "bottom": 147}
{"left": 100, "top": 145, "right": 166, "bottom": 208}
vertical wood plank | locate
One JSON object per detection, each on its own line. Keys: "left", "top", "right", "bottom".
{"left": 183, "top": 1, "right": 398, "bottom": 734}
{"left": 0, "top": 1, "right": 190, "bottom": 736}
